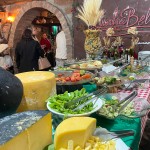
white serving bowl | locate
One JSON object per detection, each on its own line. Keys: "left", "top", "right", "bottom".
{"left": 47, "top": 98, "right": 104, "bottom": 117}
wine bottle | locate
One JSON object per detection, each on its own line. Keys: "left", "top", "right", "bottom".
{"left": 125, "top": 49, "right": 129, "bottom": 63}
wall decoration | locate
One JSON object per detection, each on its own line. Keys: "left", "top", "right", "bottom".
{"left": 73, "top": 0, "right": 150, "bottom": 59}
{"left": 76, "top": 0, "right": 104, "bottom": 59}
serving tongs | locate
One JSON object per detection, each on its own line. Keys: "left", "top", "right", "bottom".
{"left": 117, "top": 91, "right": 137, "bottom": 113}
{"left": 122, "top": 78, "right": 150, "bottom": 90}
{"left": 107, "top": 91, "right": 137, "bottom": 112}
{"left": 64, "top": 59, "right": 96, "bottom": 66}
{"left": 64, "top": 87, "right": 108, "bottom": 110}
{"left": 132, "top": 78, "right": 150, "bottom": 83}
{"left": 107, "top": 63, "right": 130, "bottom": 75}
{"left": 113, "top": 91, "right": 137, "bottom": 108}
{"left": 108, "top": 57, "right": 124, "bottom": 65}
{"left": 98, "top": 91, "right": 138, "bottom": 119}
{"left": 94, "top": 127, "right": 134, "bottom": 142}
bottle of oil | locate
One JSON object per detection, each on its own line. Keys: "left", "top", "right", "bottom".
{"left": 125, "top": 49, "right": 129, "bottom": 63}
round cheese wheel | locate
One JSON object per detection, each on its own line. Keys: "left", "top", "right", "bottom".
{"left": 0, "top": 67, "right": 23, "bottom": 117}
{"left": 15, "top": 71, "right": 56, "bottom": 112}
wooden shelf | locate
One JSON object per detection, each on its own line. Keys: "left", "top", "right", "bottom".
{"left": 32, "top": 22, "right": 60, "bottom": 27}
{"left": 32, "top": 15, "right": 60, "bottom": 27}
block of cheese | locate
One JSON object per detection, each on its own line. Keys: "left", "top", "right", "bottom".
{"left": 54, "top": 117, "right": 96, "bottom": 150}
{"left": 0, "top": 110, "right": 52, "bottom": 150}
{"left": 15, "top": 71, "right": 56, "bottom": 112}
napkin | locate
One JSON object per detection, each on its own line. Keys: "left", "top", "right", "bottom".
{"left": 102, "top": 64, "right": 118, "bottom": 74}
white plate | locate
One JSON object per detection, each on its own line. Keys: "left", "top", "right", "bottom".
{"left": 115, "top": 139, "right": 129, "bottom": 150}
{"left": 102, "top": 64, "right": 118, "bottom": 74}
{"left": 138, "top": 51, "right": 150, "bottom": 60}
{"left": 51, "top": 126, "right": 129, "bottom": 150}
{"left": 94, "top": 127, "right": 129, "bottom": 150}
{"left": 47, "top": 98, "right": 104, "bottom": 117}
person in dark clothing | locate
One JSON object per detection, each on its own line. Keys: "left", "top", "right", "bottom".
{"left": 15, "top": 29, "right": 44, "bottom": 73}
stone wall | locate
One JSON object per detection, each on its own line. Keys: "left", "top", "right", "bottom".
{"left": 0, "top": 0, "right": 74, "bottom": 59}
{"left": 47, "top": 0, "right": 73, "bottom": 26}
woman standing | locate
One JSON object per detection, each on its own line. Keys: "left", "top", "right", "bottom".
{"left": 40, "top": 33, "right": 56, "bottom": 68}
{"left": 15, "top": 29, "right": 44, "bottom": 73}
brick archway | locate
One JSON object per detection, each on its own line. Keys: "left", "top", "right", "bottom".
{"left": 9, "top": 1, "right": 73, "bottom": 58}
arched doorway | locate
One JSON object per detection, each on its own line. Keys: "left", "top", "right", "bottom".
{"left": 9, "top": 1, "right": 73, "bottom": 58}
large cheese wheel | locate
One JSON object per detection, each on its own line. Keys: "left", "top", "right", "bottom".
{"left": 15, "top": 71, "right": 56, "bottom": 112}
{"left": 54, "top": 117, "right": 96, "bottom": 149}
{"left": 0, "top": 110, "right": 52, "bottom": 150}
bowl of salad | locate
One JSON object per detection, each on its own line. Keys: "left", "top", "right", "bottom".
{"left": 94, "top": 76, "right": 124, "bottom": 93}
{"left": 46, "top": 88, "right": 104, "bottom": 117}
{"left": 97, "top": 93, "right": 136, "bottom": 119}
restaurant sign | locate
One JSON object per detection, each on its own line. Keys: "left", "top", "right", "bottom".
{"left": 99, "top": 7, "right": 150, "bottom": 30}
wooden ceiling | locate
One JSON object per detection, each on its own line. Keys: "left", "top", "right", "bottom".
{"left": 0, "top": 0, "right": 45, "bottom": 6}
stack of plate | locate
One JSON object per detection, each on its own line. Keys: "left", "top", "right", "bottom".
{"left": 138, "top": 51, "right": 150, "bottom": 60}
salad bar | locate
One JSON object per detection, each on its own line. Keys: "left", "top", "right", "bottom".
{"left": 1, "top": 56, "right": 150, "bottom": 150}
{"left": 2, "top": 0, "right": 150, "bottom": 149}
{"left": 46, "top": 57, "right": 150, "bottom": 150}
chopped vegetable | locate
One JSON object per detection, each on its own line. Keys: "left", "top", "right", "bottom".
{"left": 55, "top": 70, "right": 92, "bottom": 83}
{"left": 98, "top": 97, "right": 135, "bottom": 119}
{"left": 105, "top": 76, "right": 116, "bottom": 84}
{"left": 94, "top": 76, "right": 120, "bottom": 86}
{"left": 47, "top": 88, "right": 94, "bottom": 114}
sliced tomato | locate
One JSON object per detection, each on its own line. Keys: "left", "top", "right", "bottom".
{"left": 62, "top": 79, "right": 66, "bottom": 83}
{"left": 72, "top": 72, "right": 80, "bottom": 77}
{"left": 82, "top": 74, "right": 91, "bottom": 79}
{"left": 71, "top": 76, "right": 76, "bottom": 82}
{"left": 65, "top": 77, "right": 71, "bottom": 81}
{"left": 76, "top": 76, "right": 82, "bottom": 81}
{"left": 57, "top": 73, "right": 64, "bottom": 77}
{"left": 55, "top": 78, "right": 60, "bottom": 81}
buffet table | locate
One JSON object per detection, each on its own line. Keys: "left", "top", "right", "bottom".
{"left": 52, "top": 84, "right": 150, "bottom": 150}
{"left": 118, "top": 86, "right": 150, "bottom": 136}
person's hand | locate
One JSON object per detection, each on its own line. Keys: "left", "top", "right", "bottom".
{"left": 5, "top": 65, "right": 10, "bottom": 70}
{"left": 2, "top": 66, "right": 7, "bottom": 70}
{"left": 44, "top": 52, "right": 47, "bottom": 57}
{"left": 41, "top": 45, "right": 46, "bottom": 49}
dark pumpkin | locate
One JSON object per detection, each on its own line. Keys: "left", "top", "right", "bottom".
{"left": 0, "top": 67, "right": 23, "bottom": 117}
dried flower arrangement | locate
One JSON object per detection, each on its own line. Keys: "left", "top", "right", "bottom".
{"left": 127, "top": 27, "right": 138, "bottom": 35}
{"left": 126, "top": 27, "right": 139, "bottom": 57}
{"left": 102, "top": 27, "right": 139, "bottom": 59}
{"left": 76, "top": 0, "right": 105, "bottom": 59}
{"left": 76, "top": 0, "right": 104, "bottom": 27}
{"left": 106, "top": 28, "right": 115, "bottom": 37}
{"left": 103, "top": 28, "right": 115, "bottom": 49}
